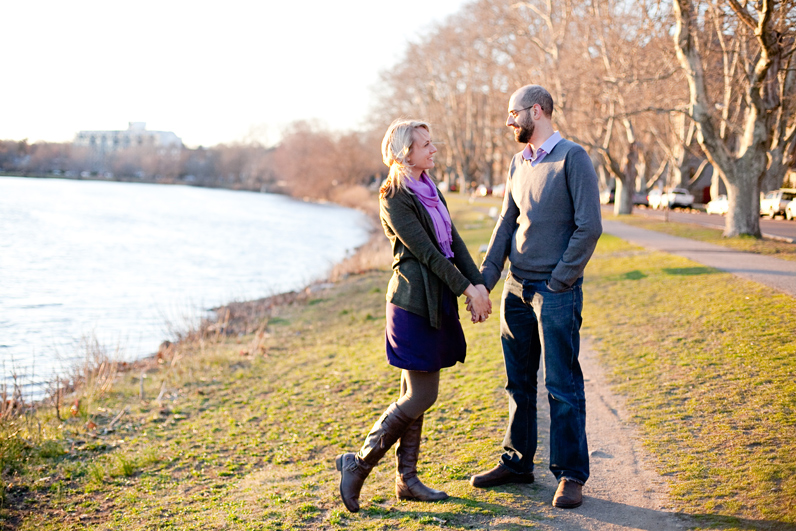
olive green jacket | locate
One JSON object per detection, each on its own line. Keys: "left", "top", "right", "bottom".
{"left": 380, "top": 187, "right": 485, "bottom": 329}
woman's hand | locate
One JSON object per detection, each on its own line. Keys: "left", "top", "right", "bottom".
{"left": 464, "top": 284, "right": 492, "bottom": 323}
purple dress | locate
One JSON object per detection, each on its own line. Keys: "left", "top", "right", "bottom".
{"left": 385, "top": 282, "right": 466, "bottom": 372}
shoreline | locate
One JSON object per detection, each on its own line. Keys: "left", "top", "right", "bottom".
{"left": 10, "top": 181, "right": 387, "bottom": 407}
{"left": 0, "top": 171, "right": 284, "bottom": 194}
{"left": 86, "top": 220, "right": 388, "bottom": 410}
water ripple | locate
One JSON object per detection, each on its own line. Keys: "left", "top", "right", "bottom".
{"left": 0, "top": 177, "right": 370, "bottom": 397}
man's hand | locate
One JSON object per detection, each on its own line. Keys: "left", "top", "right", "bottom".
{"left": 464, "top": 284, "right": 492, "bottom": 323}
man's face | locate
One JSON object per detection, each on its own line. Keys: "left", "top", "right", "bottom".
{"left": 506, "top": 94, "right": 535, "bottom": 144}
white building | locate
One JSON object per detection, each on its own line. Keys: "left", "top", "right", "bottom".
{"left": 74, "top": 122, "right": 182, "bottom": 152}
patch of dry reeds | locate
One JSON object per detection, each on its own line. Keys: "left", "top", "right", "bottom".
{"left": 0, "top": 374, "right": 26, "bottom": 423}
{"left": 329, "top": 184, "right": 379, "bottom": 218}
{"left": 328, "top": 232, "right": 391, "bottom": 282}
{"left": 70, "top": 335, "right": 120, "bottom": 401}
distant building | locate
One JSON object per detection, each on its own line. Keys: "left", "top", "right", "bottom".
{"left": 73, "top": 122, "right": 182, "bottom": 152}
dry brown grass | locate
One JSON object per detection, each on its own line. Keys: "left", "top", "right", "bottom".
{"left": 0, "top": 377, "right": 26, "bottom": 423}
{"left": 329, "top": 184, "right": 379, "bottom": 218}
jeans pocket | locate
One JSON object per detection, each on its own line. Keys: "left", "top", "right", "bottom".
{"left": 544, "top": 281, "right": 571, "bottom": 294}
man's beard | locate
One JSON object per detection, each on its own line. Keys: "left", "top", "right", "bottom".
{"left": 515, "top": 119, "right": 534, "bottom": 144}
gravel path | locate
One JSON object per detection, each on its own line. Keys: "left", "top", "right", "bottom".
{"left": 496, "top": 338, "right": 689, "bottom": 530}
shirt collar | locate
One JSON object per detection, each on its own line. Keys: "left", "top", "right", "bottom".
{"left": 522, "top": 131, "right": 562, "bottom": 161}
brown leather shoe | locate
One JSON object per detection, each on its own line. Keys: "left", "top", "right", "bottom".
{"left": 552, "top": 479, "right": 583, "bottom": 508}
{"left": 470, "top": 464, "right": 534, "bottom": 488}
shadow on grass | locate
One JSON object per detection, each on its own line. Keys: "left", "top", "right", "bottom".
{"left": 360, "top": 495, "right": 537, "bottom": 527}
{"left": 621, "top": 270, "right": 648, "bottom": 280}
{"left": 369, "top": 493, "right": 796, "bottom": 531}
{"left": 686, "top": 512, "right": 796, "bottom": 530}
{"left": 663, "top": 267, "right": 718, "bottom": 276}
{"left": 569, "top": 497, "right": 796, "bottom": 531}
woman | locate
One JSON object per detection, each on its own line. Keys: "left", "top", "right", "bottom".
{"left": 335, "top": 119, "right": 492, "bottom": 513}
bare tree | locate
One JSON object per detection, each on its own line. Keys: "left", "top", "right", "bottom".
{"left": 272, "top": 121, "right": 382, "bottom": 201}
{"left": 379, "top": 2, "right": 517, "bottom": 192}
{"left": 574, "top": 0, "right": 684, "bottom": 214}
{"left": 382, "top": 0, "right": 683, "bottom": 209}
{"left": 673, "top": 0, "right": 796, "bottom": 236}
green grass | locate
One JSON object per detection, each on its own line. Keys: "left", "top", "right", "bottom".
{"left": 607, "top": 213, "right": 796, "bottom": 262}
{"left": 1, "top": 195, "right": 794, "bottom": 530}
{"left": 583, "top": 234, "right": 796, "bottom": 529}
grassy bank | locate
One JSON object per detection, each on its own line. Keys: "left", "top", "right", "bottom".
{"left": 607, "top": 212, "right": 796, "bottom": 262}
{"left": 582, "top": 234, "right": 796, "bottom": 529}
{"left": 1, "top": 196, "right": 794, "bottom": 530}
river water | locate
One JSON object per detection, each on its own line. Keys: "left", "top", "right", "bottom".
{"left": 0, "top": 177, "right": 371, "bottom": 397}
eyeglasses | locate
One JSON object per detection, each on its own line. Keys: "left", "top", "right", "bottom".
{"left": 508, "top": 104, "right": 537, "bottom": 119}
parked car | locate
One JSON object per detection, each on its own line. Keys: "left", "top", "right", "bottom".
{"left": 650, "top": 188, "right": 694, "bottom": 210}
{"left": 633, "top": 193, "right": 649, "bottom": 207}
{"left": 492, "top": 183, "right": 506, "bottom": 198}
{"left": 786, "top": 199, "right": 796, "bottom": 221}
{"left": 760, "top": 188, "right": 796, "bottom": 218}
{"left": 665, "top": 188, "right": 695, "bottom": 209}
{"left": 705, "top": 195, "right": 729, "bottom": 215}
{"left": 647, "top": 189, "right": 664, "bottom": 209}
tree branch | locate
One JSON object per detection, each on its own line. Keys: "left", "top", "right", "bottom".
{"left": 727, "top": 0, "right": 757, "bottom": 32}
{"left": 688, "top": 158, "right": 711, "bottom": 186}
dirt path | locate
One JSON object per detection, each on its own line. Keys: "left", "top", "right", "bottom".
{"left": 505, "top": 338, "right": 690, "bottom": 530}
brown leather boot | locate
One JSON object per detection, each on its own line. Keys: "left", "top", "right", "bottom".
{"left": 552, "top": 479, "right": 583, "bottom": 508}
{"left": 335, "top": 403, "right": 414, "bottom": 512}
{"left": 395, "top": 414, "right": 449, "bottom": 501}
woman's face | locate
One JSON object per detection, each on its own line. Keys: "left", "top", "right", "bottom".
{"left": 407, "top": 127, "right": 437, "bottom": 176}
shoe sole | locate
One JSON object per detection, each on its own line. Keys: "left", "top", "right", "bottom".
{"left": 553, "top": 500, "right": 582, "bottom": 509}
{"left": 335, "top": 454, "right": 360, "bottom": 513}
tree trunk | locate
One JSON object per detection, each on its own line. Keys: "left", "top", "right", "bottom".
{"left": 672, "top": 0, "right": 770, "bottom": 238}
{"left": 613, "top": 141, "right": 638, "bottom": 215}
{"left": 724, "top": 167, "right": 761, "bottom": 237}
{"left": 614, "top": 177, "right": 634, "bottom": 215}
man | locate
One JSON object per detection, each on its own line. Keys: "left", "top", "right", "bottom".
{"left": 470, "top": 84, "right": 602, "bottom": 509}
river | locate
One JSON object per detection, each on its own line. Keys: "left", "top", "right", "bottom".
{"left": 0, "top": 177, "right": 371, "bottom": 397}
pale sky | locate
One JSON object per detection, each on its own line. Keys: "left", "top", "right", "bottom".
{"left": 2, "top": 0, "right": 471, "bottom": 148}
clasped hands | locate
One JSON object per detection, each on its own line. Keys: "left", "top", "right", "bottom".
{"left": 464, "top": 284, "right": 492, "bottom": 323}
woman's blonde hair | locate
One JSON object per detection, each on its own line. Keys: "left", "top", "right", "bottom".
{"left": 380, "top": 118, "right": 430, "bottom": 198}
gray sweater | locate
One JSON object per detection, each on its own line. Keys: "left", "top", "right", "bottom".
{"left": 480, "top": 138, "right": 602, "bottom": 292}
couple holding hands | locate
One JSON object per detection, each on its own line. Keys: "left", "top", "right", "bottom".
{"left": 335, "top": 84, "right": 603, "bottom": 512}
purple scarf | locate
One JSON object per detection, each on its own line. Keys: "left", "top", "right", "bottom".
{"left": 405, "top": 173, "right": 454, "bottom": 258}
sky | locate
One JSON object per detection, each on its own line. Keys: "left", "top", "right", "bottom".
{"left": 2, "top": 0, "right": 471, "bottom": 148}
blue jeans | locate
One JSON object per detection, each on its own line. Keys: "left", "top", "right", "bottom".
{"left": 499, "top": 273, "right": 589, "bottom": 484}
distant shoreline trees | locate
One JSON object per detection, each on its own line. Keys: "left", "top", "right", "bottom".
{"left": 0, "top": 124, "right": 385, "bottom": 204}
{"left": 0, "top": 139, "right": 281, "bottom": 192}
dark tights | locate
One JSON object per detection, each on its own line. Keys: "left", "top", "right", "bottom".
{"left": 395, "top": 369, "right": 439, "bottom": 419}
